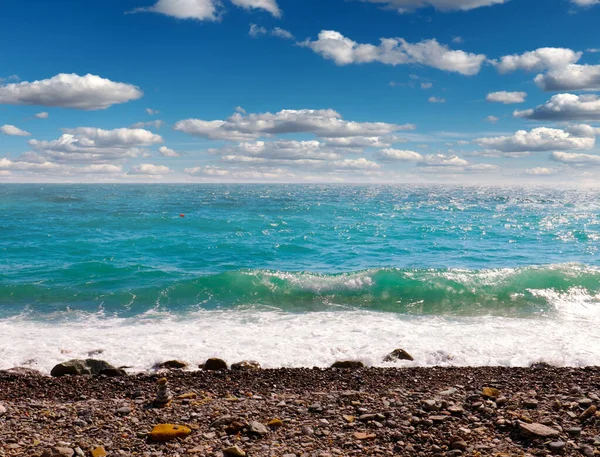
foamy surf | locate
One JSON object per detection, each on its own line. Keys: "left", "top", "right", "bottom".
{"left": 1, "top": 306, "right": 599, "bottom": 374}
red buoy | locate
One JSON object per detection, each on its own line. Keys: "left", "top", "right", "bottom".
{"left": 180, "top": 214, "right": 185, "bottom": 218}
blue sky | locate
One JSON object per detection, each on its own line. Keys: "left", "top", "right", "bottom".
{"left": 1, "top": 0, "right": 600, "bottom": 184}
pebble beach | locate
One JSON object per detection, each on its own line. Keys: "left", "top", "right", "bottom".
{"left": 1, "top": 365, "right": 599, "bottom": 457}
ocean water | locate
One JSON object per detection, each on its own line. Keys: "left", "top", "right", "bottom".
{"left": 1, "top": 184, "right": 599, "bottom": 372}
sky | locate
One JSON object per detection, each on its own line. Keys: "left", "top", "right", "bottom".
{"left": 1, "top": 0, "right": 600, "bottom": 184}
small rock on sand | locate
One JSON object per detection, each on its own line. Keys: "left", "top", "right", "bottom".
{"left": 331, "top": 361, "right": 364, "bottom": 369}
{"left": 518, "top": 422, "right": 560, "bottom": 439}
{"left": 383, "top": 348, "right": 414, "bottom": 362}
{"left": 203, "top": 358, "right": 228, "bottom": 371}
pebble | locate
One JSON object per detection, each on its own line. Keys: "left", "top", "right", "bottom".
{"left": 0, "top": 403, "right": 6, "bottom": 416}
{"left": 223, "top": 445, "right": 246, "bottom": 457}
{"left": 248, "top": 420, "right": 269, "bottom": 436}
{"left": 116, "top": 406, "right": 131, "bottom": 416}
{"left": 548, "top": 441, "right": 566, "bottom": 453}
{"left": 518, "top": 422, "right": 560, "bottom": 439}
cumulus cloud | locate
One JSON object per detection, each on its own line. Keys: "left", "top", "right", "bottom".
{"left": 146, "top": 108, "right": 159, "bottom": 115}
{"left": 421, "top": 82, "right": 433, "bottom": 89}
{"left": 534, "top": 64, "right": 600, "bottom": 91}
{"left": 216, "top": 140, "right": 342, "bottom": 161}
{"left": 0, "top": 74, "right": 143, "bottom": 110}
{"left": 29, "top": 127, "right": 163, "bottom": 163}
{"left": 272, "top": 27, "right": 294, "bottom": 40}
{"left": 158, "top": 146, "right": 180, "bottom": 157}
{"left": 356, "top": 0, "right": 509, "bottom": 12}
{"left": 302, "top": 30, "right": 486, "bottom": 75}
{"left": 174, "top": 108, "right": 413, "bottom": 141}
{"left": 474, "top": 127, "right": 595, "bottom": 153}
{"left": 570, "top": 0, "right": 600, "bottom": 6}
{"left": 0, "top": 157, "right": 61, "bottom": 172}
{"left": 550, "top": 151, "right": 600, "bottom": 165}
{"left": 135, "top": 0, "right": 280, "bottom": 20}
{"left": 186, "top": 165, "right": 294, "bottom": 180}
{"left": 524, "top": 167, "right": 555, "bottom": 175}
{"left": 484, "top": 115, "right": 499, "bottom": 123}
{"left": 249, "top": 23, "right": 267, "bottom": 37}
{"left": 129, "top": 163, "right": 172, "bottom": 175}
{"left": 34, "top": 112, "right": 49, "bottom": 119}
{"left": 0, "top": 124, "right": 31, "bottom": 136}
{"left": 486, "top": 91, "right": 527, "bottom": 104}
{"left": 514, "top": 93, "right": 600, "bottom": 121}
{"left": 493, "top": 48, "right": 582, "bottom": 73}
{"left": 375, "top": 148, "right": 423, "bottom": 161}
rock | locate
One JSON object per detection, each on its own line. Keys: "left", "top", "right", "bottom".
{"left": 580, "top": 445, "right": 594, "bottom": 457}
{"left": 268, "top": 418, "right": 283, "bottom": 427}
{"left": 148, "top": 424, "right": 192, "bottom": 442}
{"left": 353, "top": 432, "right": 376, "bottom": 440}
{"left": 383, "top": 348, "right": 414, "bottom": 362}
{"left": 422, "top": 399, "right": 439, "bottom": 411}
{"left": 50, "top": 359, "right": 117, "bottom": 377}
{"left": 450, "top": 436, "right": 468, "bottom": 451}
{"left": 157, "top": 360, "right": 188, "bottom": 370}
{"left": 73, "top": 447, "right": 84, "bottom": 457}
{"left": 116, "top": 406, "right": 131, "bottom": 415}
{"left": 331, "top": 361, "right": 364, "bottom": 369}
{"left": 0, "top": 403, "right": 6, "bottom": 416}
{"left": 231, "top": 360, "right": 261, "bottom": 371}
{"left": 523, "top": 398, "right": 539, "bottom": 409}
{"left": 223, "top": 446, "right": 246, "bottom": 457}
{"left": 203, "top": 358, "right": 228, "bottom": 371}
{"left": 42, "top": 448, "right": 74, "bottom": 457}
{"left": 248, "top": 420, "right": 269, "bottom": 436}
{"left": 176, "top": 392, "right": 198, "bottom": 400}
{"left": 91, "top": 447, "right": 107, "bottom": 457}
{"left": 566, "top": 427, "right": 582, "bottom": 436}
{"left": 343, "top": 415, "right": 356, "bottom": 423}
{"left": 154, "top": 377, "right": 173, "bottom": 408}
{"left": 548, "top": 441, "right": 566, "bottom": 453}
{"left": 481, "top": 387, "right": 500, "bottom": 398}
{"left": 518, "top": 421, "right": 560, "bottom": 439}
{"left": 5, "top": 367, "right": 42, "bottom": 376}
{"left": 98, "top": 368, "right": 127, "bottom": 377}
{"left": 580, "top": 405, "right": 596, "bottom": 421}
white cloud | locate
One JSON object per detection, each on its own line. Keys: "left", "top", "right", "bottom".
{"left": 0, "top": 157, "right": 61, "bottom": 172}
{"left": 129, "top": 163, "right": 172, "bottom": 175}
{"left": 77, "top": 164, "right": 123, "bottom": 174}
{"left": 135, "top": 0, "right": 281, "bottom": 20}
{"left": 272, "top": 27, "right": 294, "bottom": 40}
{"left": 302, "top": 30, "right": 486, "bottom": 75}
{"left": 158, "top": 146, "right": 180, "bottom": 157}
{"left": 375, "top": 148, "right": 423, "bottom": 161}
{"left": 186, "top": 165, "right": 294, "bottom": 180}
{"left": 486, "top": 91, "right": 527, "bottom": 104}
{"left": 322, "top": 135, "right": 403, "bottom": 149}
{"left": 421, "top": 82, "right": 433, "bottom": 89}
{"left": 131, "top": 120, "right": 165, "bottom": 129}
{"left": 229, "top": 0, "right": 281, "bottom": 16}
{"left": 550, "top": 151, "right": 600, "bottom": 165}
{"left": 494, "top": 48, "right": 582, "bottom": 73}
{"left": 524, "top": 167, "right": 555, "bottom": 175}
{"left": 174, "top": 108, "right": 413, "bottom": 141}
{"left": 34, "top": 112, "right": 49, "bottom": 119}
{"left": 29, "top": 127, "right": 163, "bottom": 163}
{"left": 534, "top": 64, "right": 600, "bottom": 91}
{"left": 0, "top": 124, "right": 31, "bottom": 136}
{"left": 249, "top": 23, "right": 267, "bottom": 37}
{"left": 217, "top": 140, "right": 343, "bottom": 161}
{"left": 146, "top": 108, "right": 160, "bottom": 115}
{"left": 474, "top": 127, "right": 595, "bottom": 153}
{"left": 0, "top": 73, "right": 143, "bottom": 110}
{"left": 356, "top": 0, "right": 509, "bottom": 12}
{"left": 484, "top": 115, "right": 499, "bottom": 123}
{"left": 428, "top": 96, "right": 446, "bottom": 103}
{"left": 570, "top": 0, "right": 600, "bottom": 6}
{"left": 514, "top": 93, "right": 600, "bottom": 121}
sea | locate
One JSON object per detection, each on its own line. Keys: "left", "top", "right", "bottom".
{"left": 1, "top": 184, "right": 599, "bottom": 373}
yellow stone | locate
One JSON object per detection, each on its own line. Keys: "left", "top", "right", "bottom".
{"left": 91, "top": 446, "right": 107, "bottom": 457}
{"left": 354, "top": 432, "right": 376, "bottom": 440}
{"left": 343, "top": 415, "right": 356, "bottom": 423}
{"left": 176, "top": 392, "right": 198, "bottom": 400}
{"left": 268, "top": 418, "right": 283, "bottom": 427}
{"left": 481, "top": 387, "right": 500, "bottom": 398}
{"left": 149, "top": 424, "right": 192, "bottom": 442}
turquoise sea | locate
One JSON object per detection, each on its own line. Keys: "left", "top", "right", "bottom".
{"left": 1, "top": 184, "right": 599, "bottom": 371}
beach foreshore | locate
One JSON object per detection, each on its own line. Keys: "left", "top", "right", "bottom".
{"left": 1, "top": 366, "right": 599, "bottom": 457}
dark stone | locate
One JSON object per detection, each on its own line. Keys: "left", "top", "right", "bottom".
{"left": 50, "top": 359, "right": 117, "bottom": 377}
{"left": 203, "top": 358, "right": 228, "bottom": 371}
{"left": 157, "top": 360, "right": 188, "bottom": 370}
{"left": 231, "top": 360, "right": 261, "bottom": 371}
{"left": 331, "top": 360, "right": 364, "bottom": 369}
{"left": 383, "top": 348, "right": 414, "bottom": 362}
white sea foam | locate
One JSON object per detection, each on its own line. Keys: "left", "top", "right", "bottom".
{"left": 1, "top": 305, "right": 599, "bottom": 374}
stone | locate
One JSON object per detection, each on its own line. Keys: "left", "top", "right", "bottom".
{"left": 223, "top": 446, "right": 246, "bottom": 457}
{"left": 148, "top": 424, "right": 192, "bottom": 442}
{"left": 154, "top": 377, "right": 173, "bottom": 408}
{"left": 248, "top": 420, "right": 269, "bottom": 436}
{"left": 50, "top": 359, "right": 117, "bottom": 377}
{"left": 383, "top": 348, "right": 414, "bottom": 362}
{"left": 231, "top": 360, "right": 261, "bottom": 371}
{"left": 116, "top": 406, "right": 131, "bottom": 415}
{"left": 481, "top": 387, "right": 500, "bottom": 398}
{"left": 450, "top": 436, "right": 468, "bottom": 451}
{"left": 580, "top": 405, "right": 596, "bottom": 421}
{"left": 548, "top": 441, "right": 566, "bottom": 453}
{"left": 343, "top": 415, "right": 356, "bottom": 423}
{"left": 268, "top": 418, "right": 283, "bottom": 427}
{"left": 523, "top": 398, "right": 539, "bottom": 408}
{"left": 42, "top": 448, "right": 74, "bottom": 457}
{"left": 0, "top": 403, "right": 6, "bottom": 416}
{"left": 422, "top": 399, "right": 439, "bottom": 411}
{"left": 91, "top": 447, "right": 107, "bottom": 457}
{"left": 580, "top": 445, "right": 594, "bottom": 457}
{"left": 98, "top": 368, "right": 127, "bottom": 377}
{"left": 331, "top": 360, "right": 364, "bottom": 369}
{"left": 157, "top": 360, "right": 188, "bottom": 370}
{"left": 176, "top": 392, "right": 198, "bottom": 400}
{"left": 566, "top": 427, "right": 582, "bottom": 436}
{"left": 518, "top": 422, "right": 560, "bottom": 439}
{"left": 4, "top": 367, "right": 42, "bottom": 376}
{"left": 353, "top": 432, "right": 376, "bottom": 440}
{"left": 203, "top": 358, "right": 228, "bottom": 370}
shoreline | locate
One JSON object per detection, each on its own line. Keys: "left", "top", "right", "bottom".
{"left": 1, "top": 366, "right": 599, "bottom": 456}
